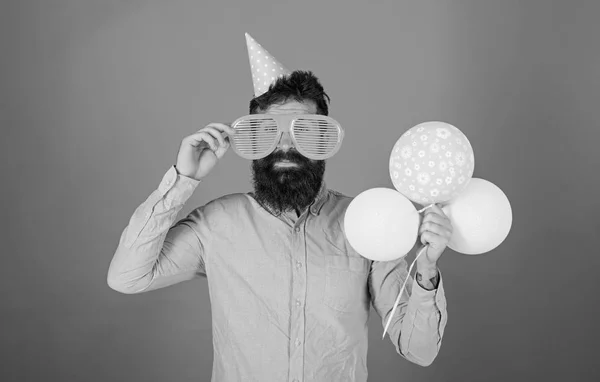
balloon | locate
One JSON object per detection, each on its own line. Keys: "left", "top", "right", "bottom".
{"left": 344, "top": 188, "right": 419, "bottom": 261}
{"left": 442, "top": 178, "right": 512, "bottom": 255}
{"left": 389, "top": 121, "right": 475, "bottom": 205}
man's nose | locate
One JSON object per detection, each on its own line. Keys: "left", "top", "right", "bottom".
{"left": 277, "top": 131, "right": 294, "bottom": 151}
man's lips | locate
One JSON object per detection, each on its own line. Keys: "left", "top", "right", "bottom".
{"left": 273, "top": 159, "right": 300, "bottom": 168}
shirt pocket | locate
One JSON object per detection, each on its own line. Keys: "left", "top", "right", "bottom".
{"left": 323, "top": 254, "right": 370, "bottom": 314}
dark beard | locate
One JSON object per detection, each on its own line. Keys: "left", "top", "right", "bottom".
{"left": 252, "top": 150, "right": 325, "bottom": 215}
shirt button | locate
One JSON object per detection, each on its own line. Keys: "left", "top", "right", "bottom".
{"left": 296, "top": 261, "right": 302, "bottom": 268}
{"left": 294, "top": 227, "right": 300, "bottom": 232}
{"left": 295, "top": 338, "right": 301, "bottom": 346}
{"left": 295, "top": 299, "right": 301, "bottom": 307}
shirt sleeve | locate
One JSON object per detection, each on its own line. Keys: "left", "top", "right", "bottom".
{"left": 368, "top": 257, "right": 448, "bottom": 366}
{"left": 107, "top": 166, "right": 207, "bottom": 294}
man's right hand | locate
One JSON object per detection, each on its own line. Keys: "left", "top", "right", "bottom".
{"left": 175, "top": 123, "right": 237, "bottom": 181}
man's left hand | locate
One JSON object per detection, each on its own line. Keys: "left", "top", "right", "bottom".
{"left": 415, "top": 204, "right": 453, "bottom": 282}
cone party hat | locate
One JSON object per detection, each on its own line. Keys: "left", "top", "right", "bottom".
{"left": 245, "top": 33, "right": 291, "bottom": 97}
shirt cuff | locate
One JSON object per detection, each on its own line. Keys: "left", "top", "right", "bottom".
{"left": 157, "top": 165, "right": 200, "bottom": 202}
{"left": 410, "top": 271, "right": 444, "bottom": 311}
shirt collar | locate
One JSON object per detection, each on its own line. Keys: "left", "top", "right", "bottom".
{"left": 309, "top": 180, "right": 329, "bottom": 216}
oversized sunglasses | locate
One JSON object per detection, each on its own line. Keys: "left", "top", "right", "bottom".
{"left": 229, "top": 114, "right": 344, "bottom": 160}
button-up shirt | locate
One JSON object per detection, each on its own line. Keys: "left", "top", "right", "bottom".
{"left": 107, "top": 166, "right": 448, "bottom": 382}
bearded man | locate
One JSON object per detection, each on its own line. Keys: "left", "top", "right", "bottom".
{"left": 107, "top": 35, "right": 452, "bottom": 382}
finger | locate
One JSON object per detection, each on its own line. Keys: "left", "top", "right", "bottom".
{"left": 419, "top": 221, "right": 452, "bottom": 237}
{"left": 423, "top": 209, "right": 452, "bottom": 230}
{"left": 214, "top": 139, "right": 231, "bottom": 159}
{"left": 420, "top": 230, "right": 449, "bottom": 246}
{"left": 206, "top": 122, "right": 236, "bottom": 137}
{"left": 429, "top": 203, "right": 449, "bottom": 219}
{"left": 188, "top": 132, "right": 217, "bottom": 151}
{"left": 203, "top": 126, "right": 227, "bottom": 148}
{"left": 422, "top": 216, "right": 451, "bottom": 235}
{"left": 423, "top": 203, "right": 445, "bottom": 217}
{"left": 420, "top": 231, "right": 437, "bottom": 246}
{"left": 422, "top": 213, "right": 450, "bottom": 226}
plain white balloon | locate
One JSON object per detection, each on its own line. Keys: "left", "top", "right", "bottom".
{"left": 344, "top": 188, "right": 419, "bottom": 261}
{"left": 442, "top": 178, "right": 512, "bottom": 255}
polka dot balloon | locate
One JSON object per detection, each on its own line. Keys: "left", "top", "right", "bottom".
{"left": 389, "top": 121, "right": 475, "bottom": 205}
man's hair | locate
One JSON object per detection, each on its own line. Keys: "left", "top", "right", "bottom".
{"left": 249, "top": 70, "right": 331, "bottom": 115}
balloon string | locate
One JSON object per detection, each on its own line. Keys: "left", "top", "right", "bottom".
{"left": 382, "top": 245, "right": 428, "bottom": 339}
{"left": 417, "top": 204, "right": 434, "bottom": 214}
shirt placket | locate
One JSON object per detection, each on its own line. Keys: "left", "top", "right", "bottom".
{"left": 288, "top": 218, "right": 307, "bottom": 382}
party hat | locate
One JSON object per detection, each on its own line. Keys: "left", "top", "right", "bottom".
{"left": 245, "top": 33, "right": 291, "bottom": 97}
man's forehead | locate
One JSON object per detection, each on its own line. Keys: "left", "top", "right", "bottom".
{"left": 265, "top": 100, "right": 317, "bottom": 114}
